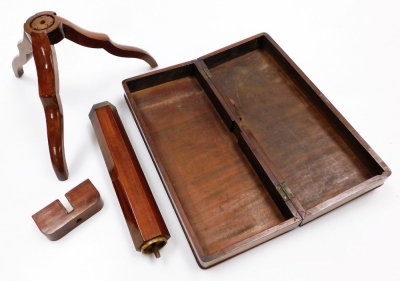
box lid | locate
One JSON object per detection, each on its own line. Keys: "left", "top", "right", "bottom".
{"left": 196, "top": 33, "right": 391, "bottom": 224}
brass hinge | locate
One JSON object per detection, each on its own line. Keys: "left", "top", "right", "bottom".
{"left": 276, "top": 182, "right": 294, "bottom": 202}
{"left": 203, "top": 68, "right": 213, "bottom": 78}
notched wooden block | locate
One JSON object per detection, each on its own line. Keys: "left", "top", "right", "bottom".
{"left": 32, "top": 179, "right": 103, "bottom": 241}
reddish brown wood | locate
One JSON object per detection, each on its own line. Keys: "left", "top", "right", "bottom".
{"left": 123, "top": 63, "right": 301, "bottom": 268}
{"left": 12, "top": 11, "right": 158, "bottom": 180}
{"left": 122, "top": 33, "right": 391, "bottom": 267}
{"left": 31, "top": 32, "right": 67, "bottom": 180}
{"left": 89, "top": 102, "right": 170, "bottom": 258}
{"left": 58, "top": 16, "right": 157, "bottom": 66}
{"left": 198, "top": 33, "right": 391, "bottom": 224}
{"left": 32, "top": 179, "right": 103, "bottom": 241}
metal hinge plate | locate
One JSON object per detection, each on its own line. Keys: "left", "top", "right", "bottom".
{"left": 276, "top": 182, "right": 294, "bottom": 202}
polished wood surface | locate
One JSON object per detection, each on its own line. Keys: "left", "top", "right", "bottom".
{"left": 31, "top": 32, "right": 67, "bottom": 180}
{"left": 58, "top": 16, "right": 157, "bottom": 65}
{"left": 32, "top": 179, "right": 103, "bottom": 241}
{"left": 12, "top": 11, "right": 158, "bottom": 180}
{"left": 123, "top": 33, "right": 391, "bottom": 267}
{"left": 89, "top": 102, "right": 170, "bottom": 258}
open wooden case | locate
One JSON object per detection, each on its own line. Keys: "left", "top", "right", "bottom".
{"left": 122, "top": 33, "right": 391, "bottom": 268}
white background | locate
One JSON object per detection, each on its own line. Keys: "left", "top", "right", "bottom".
{"left": 1, "top": 1, "right": 399, "bottom": 280}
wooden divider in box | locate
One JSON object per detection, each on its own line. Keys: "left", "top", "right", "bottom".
{"left": 123, "top": 33, "right": 391, "bottom": 267}
{"left": 197, "top": 33, "right": 390, "bottom": 224}
{"left": 123, "top": 62, "right": 301, "bottom": 268}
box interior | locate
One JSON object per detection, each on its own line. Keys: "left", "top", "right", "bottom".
{"left": 128, "top": 65, "right": 293, "bottom": 257}
{"left": 202, "top": 37, "right": 382, "bottom": 211}
{"left": 124, "top": 34, "right": 389, "bottom": 267}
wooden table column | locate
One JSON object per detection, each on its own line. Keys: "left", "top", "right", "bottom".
{"left": 89, "top": 101, "right": 170, "bottom": 258}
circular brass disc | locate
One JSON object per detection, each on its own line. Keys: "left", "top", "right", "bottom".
{"left": 141, "top": 236, "right": 168, "bottom": 254}
{"left": 30, "top": 15, "right": 55, "bottom": 31}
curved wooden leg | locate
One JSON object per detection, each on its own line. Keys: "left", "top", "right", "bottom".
{"left": 12, "top": 32, "right": 33, "bottom": 77}
{"left": 58, "top": 16, "right": 158, "bottom": 67}
{"left": 31, "top": 32, "right": 68, "bottom": 181}
{"left": 14, "top": 11, "right": 158, "bottom": 180}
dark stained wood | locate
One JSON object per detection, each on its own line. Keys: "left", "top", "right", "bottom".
{"left": 123, "top": 63, "right": 301, "bottom": 268}
{"left": 32, "top": 179, "right": 103, "bottom": 241}
{"left": 199, "top": 33, "right": 391, "bottom": 224}
{"left": 89, "top": 102, "right": 170, "bottom": 258}
{"left": 207, "top": 46, "right": 376, "bottom": 210}
{"left": 123, "top": 33, "right": 391, "bottom": 267}
{"left": 12, "top": 11, "right": 158, "bottom": 180}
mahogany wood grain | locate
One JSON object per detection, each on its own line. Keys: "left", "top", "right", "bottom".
{"left": 12, "top": 32, "right": 33, "bottom": 77}
{"left": 58, "top": 16, "right": 157, "bottom": 66}
{"left": 199, "top": 33, "right": 391, "bottom": 223}
{"left": 123, "top": 33, "right": 391, "bottom": 267}
{"left": 32, "top": 179, "right": 103, "bottom": 241}
{"left": 31, "top": 32, "right": 67, "bottom": 180}
{"left": 124, "top": 63, "right": 300, "bottom": 268}
{"left": 12, "top": 11, "right": 157, "bottom": 180}
{"left": 89, "top": 102, "right": 169, "bottom": 258}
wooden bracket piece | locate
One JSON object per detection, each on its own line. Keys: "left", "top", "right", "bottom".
{"left": 32, "top": 179, "right": 103, "bottom": 241}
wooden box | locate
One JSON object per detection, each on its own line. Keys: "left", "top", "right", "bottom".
{"left": 122, "top": 33, "right": 391, "bottom": 268}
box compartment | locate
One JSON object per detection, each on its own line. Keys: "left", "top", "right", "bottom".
{"left": 124, "top": 63, "right": 300, "bottom": 268}
{"left": 123, "top": 33, "right": 390, "bottom": 267}
{"left": 198, "top": 33, "right": 390, "bottom": 223}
